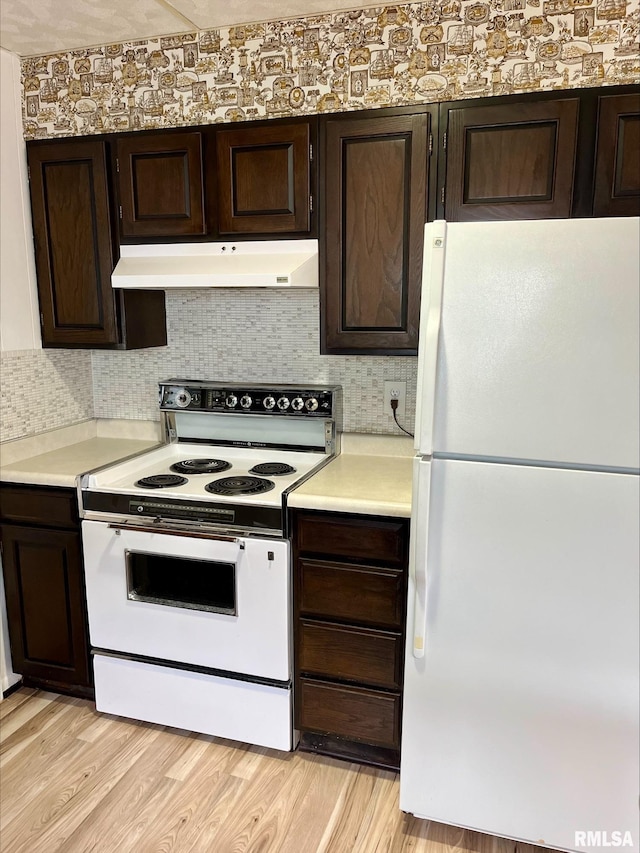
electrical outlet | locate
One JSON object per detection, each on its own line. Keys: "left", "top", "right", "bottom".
{"left": 384, "top": 380, "right": 406, "bottom": 421}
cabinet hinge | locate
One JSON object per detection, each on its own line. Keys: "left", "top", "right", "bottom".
{"left": 442, "top": 131, "right": 447, "bottom": 150}
{"left": 116, "top": 157, "right": 120, "bottom": 173}
{"left": 40, "top": 312, "right": 44, "bottom": 327}
{"left": 119, "top": 205, "right": 123, "bottom": 220}
{"left": 309, "top": 195, "right": 313, "bottom": 213}
{"left": 309, "top": 143, "right": 313, "bottom": 161}
{"left": 428, "top": 133, "right": 433, "bottom": 156}
{"left": 440, "top": 187, "right": 445, "bottom": 205}
{"left": 27, "top": 165, "right": 31, "bottom": 180}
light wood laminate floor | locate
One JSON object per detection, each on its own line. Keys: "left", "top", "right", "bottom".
{"left": 0, "top": 688, "right": 551, "bottom": 853}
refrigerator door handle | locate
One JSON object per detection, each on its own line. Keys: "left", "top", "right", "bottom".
{"left": 411, "top": 458, "right": 432, "bottom": 658}
{"left": 415, "top": 222, "right": 447, "bottom": 455}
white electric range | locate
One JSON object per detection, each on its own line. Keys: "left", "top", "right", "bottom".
{"left": 79, "top": 380, "right": 341, "bottom": 751}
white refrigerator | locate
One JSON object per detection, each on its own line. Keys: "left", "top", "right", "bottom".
{"left": 400, "top": 218, "right": 640, "bottom": 853}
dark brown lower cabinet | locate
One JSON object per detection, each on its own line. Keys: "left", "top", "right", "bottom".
{"left": 0, "top": 484, "right": 93, "bottom": 698}
{"left": 292, "top": 509, "right": 409, "bottom": 769}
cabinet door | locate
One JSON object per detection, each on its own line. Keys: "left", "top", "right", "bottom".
{"left": 116, "top": 132, "right": 205, "bottom": 237}
{"left": 28, "top": 140, "right": 118, "bottom": 346}
{"left": 1, "top": 524, "right": 92, "bottom": 693}
{"left": 216, "top": 122, "right": 312, "bottom": 234}
{"left": 322, "top": 113, "right": 429, "bottom": 354}
{"left": 593, "top": 93, "right": 640, "bottom": 217}
{"left": 445, "top": 98, "right": 579, "bottom": 221}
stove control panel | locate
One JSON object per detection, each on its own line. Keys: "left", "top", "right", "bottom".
{"left": 159, "top": 382, "right": 339, "bottom": 418}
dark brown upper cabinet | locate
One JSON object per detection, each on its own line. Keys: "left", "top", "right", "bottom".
{"left": 321, "top": 111, "right": 431, "bottom": 355}
{"left": 215, "top": 121, "right": 312, "bottom": 235}
{"left": 27, "top": 138, "right": 167, "bottom": 349}
{"left": 444, "top": 98, "right": 579, "bottom": 221}
{"left": 593, "top": 93, "right": 640, "bottom": 217}
{"left": 116, "top": 131, "right": 206, "bottom": 238}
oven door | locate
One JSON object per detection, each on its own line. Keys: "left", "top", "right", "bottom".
{"left": 81, "top": 520, "right": 291, "bottom": 681}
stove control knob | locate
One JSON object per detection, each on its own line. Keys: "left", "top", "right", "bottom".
{"left": 175, "top": 389, "right": 192, "bottom": 408}
{"left": 305, "top": 397, "right": 319, "bottom": 412}
{"left": 277, "top": 396, "right": 290, "bottom": 410}
{"left": 263, "top": 395, "right": 276, "bottom": 410}
{"left": 240, "top": 395, "right": 252, "bottom": 409}
{"left": 225, "top": 394, "right": 238, "bottom": 408}
{"left": 291, "top": 397, "right": 304, "bottom": 411}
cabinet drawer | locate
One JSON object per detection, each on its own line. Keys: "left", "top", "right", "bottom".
{"left": 297, "top": 677, "right": 401, "bottom": 748}
{"left": 0, "top": 484, "right": 79, "bottom": 529}
{"left": 295, "top": 512, "right": 407, "bottom": 566}
{"left": 299, "top": 559, "right": 404, "bottom": 628}
{"left": 299, "top": 620, "right": 403, "bottom": 689}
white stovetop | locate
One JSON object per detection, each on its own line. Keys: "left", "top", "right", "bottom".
{"left": 84, "top": 441, "right": 328, "bottom": 508}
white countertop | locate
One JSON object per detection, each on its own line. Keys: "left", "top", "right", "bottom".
{"left": 288, "top": 433, "right": 414, "bottom": 518}
{"left": 0, "top": 419, "right": 161, "bottom": 488}
{"left": 1, "top": 424, "right": 414, "bottom": 516}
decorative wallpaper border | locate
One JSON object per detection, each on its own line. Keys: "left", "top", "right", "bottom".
{"left": 20, "top": 2, "right": 640, "bottom": 139}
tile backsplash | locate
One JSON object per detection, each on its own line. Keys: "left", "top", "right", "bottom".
{"left": 91, "top": 289, "right": 418, "bottom": 436}
{"left": 0, "top": 273, "right": 416, "bottom": 447}
{"left": 0, "top": 348, "right": 94, "bottom": 442}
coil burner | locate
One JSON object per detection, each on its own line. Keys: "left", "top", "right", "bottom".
{"left": 205, "top": 476, "right": 275, "bottom": 496}
{"left": 134, "top": 474, "right": 188, "bottom": 489}
{"left": 248, "top": 462, "right": 297, "bottom": 476}
{"left": 170, "top": 459, "right": 232, "bottom": 475}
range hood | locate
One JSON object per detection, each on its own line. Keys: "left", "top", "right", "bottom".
{"left": 111, "top": 240, "right": 318, "bottom": 289}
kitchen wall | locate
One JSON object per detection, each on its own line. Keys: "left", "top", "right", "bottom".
{"left": 91, "top": 289, "right": 418, "bottom": 435}
{"left": 19, "top": 3, "right": 639, "bottom": 139}
{"left": 0, "top": 49, "right": 95, "bottom": 446}
{"left": 6, "top": 2, "right": 638, "bottom": 443}
{"left": 0, "top": 49, "right": 39, "bottom": 353}
{"left": 0, "top": 48, "right": 94, "bottom": 446}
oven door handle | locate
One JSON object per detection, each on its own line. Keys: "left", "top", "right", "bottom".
{"left": 107, "top": 522, "right": 246, "bottom": 547}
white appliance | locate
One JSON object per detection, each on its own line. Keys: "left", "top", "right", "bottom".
{"left": 80, "top": 380, "right": 340, "bottom": 751}
{"left": 111, "top": 240, "right": 318, "bottom": 288}
{"left": 400, "top": 218, "right": 640, "bottom": 853}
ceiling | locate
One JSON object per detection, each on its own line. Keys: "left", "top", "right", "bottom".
{"left": 0, "top": 0, "right": 368, "bottom": 57}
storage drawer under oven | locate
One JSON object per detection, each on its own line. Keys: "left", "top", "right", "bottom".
{"left": 81, "top": 520, "right": 291, "bottom": 682}
{"left": 94, "top": 653, "right": 294, "bottom": 751}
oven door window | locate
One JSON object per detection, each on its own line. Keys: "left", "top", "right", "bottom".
{"left": 125, "top": 550, "right": 236, "bottom": 615}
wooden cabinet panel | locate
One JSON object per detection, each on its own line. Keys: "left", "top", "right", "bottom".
{"left": 1, "top": 523, "right": 91, "bottom": 693}
{"left": 27, "top": 139, "right": 167, "bottom": 349}
{"left": 292, "top": 508, "right": 409, "bottom": 768}
{"left": 114, "top": 289, "right": 167, "bottom": 350}
{"left": 299, "top": 559, "right": 404, "bottom": 628}
{"left": 593, "top": 93, "right": 640, "bottom": 217}
{"left": 445, "top": 99, "right": 579, "bottom": 220}
{"left": 322, "top": 112, "right": 430, "bottom": 354}
{"left": 216, "top": 122, "right": 311, "bottom": 234}
{"left": 28, "top": 140, "right": 118, "bottom": 346}
{"left": 295, "top": 511, "right": 407, "bottom": 566}
{"left": 116, "top": 132, "right": 205, "bottom": 237}
{"left": 0, "top": 483, "right": 78, "bottom": 528}
{"left": 297, "top": 678, "right": 401, "bottom": 749}
{"left": 299, "top": 620, "right": 403, "bottom": 689}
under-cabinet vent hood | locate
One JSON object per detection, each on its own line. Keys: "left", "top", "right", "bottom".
{"left": 111, "top": 240, "right": 318, "bottom": 289}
